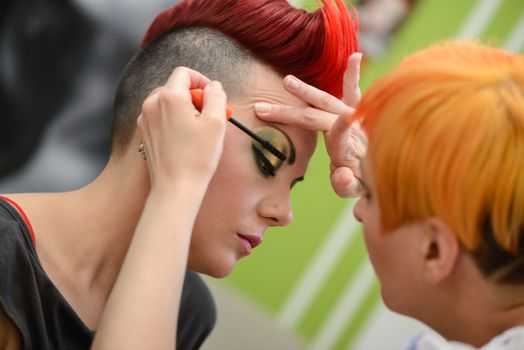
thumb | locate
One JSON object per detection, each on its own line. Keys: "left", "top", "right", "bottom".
{"left": 330, "top": 167, "right": 362, "bottom": 198}
{"left": 328, "top": 109, "right": 354, "bottom": 146}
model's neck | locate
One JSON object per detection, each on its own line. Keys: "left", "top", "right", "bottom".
{"left": 12, "top": 151, "right": 149, "bottom": 292}
{"left": 63, "top": 154, "right": 150, "bottom": 287}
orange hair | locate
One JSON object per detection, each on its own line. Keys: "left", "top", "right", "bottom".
{"left": 354, "top": 42, "right": 524, "bottom": 264}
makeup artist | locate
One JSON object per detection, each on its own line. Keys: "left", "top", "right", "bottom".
{"left": 256, "top": 40, "right": 524, "bottom": 350}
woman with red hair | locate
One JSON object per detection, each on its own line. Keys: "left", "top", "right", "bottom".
{"left": 0, "top": 0, "right": 360, "bottom": 348}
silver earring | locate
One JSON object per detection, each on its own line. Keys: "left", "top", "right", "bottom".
{"left": 138, "top": 142, "right": 147, "bottom": 160}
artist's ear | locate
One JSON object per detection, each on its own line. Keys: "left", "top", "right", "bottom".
{"left": 421, "top": 218, "right": 460, "bottom": 284}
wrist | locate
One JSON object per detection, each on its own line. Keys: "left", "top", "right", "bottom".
{"left": 148, "top": 175, "right": 211, "bottom": 203}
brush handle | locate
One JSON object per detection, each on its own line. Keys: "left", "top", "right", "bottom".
{"left": 190, "top": 88, "right": 286, "bottom": 161}
{"left": 190, "top": 88, "right": 233, "bottom": 120}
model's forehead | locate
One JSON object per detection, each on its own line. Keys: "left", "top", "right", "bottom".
{"left": 229, "top": 62, "right": 317, "bottom": 156}
{"left": 234, "top": 63, "right": 309, "bottom": 108}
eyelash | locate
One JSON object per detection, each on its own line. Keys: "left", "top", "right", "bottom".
{"left": 252, "top": 145, "right": 276, "bottom": 177}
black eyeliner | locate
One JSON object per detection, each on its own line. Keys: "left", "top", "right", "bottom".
{"left": 252, "top": 145, "right": 276, "bottom": 177}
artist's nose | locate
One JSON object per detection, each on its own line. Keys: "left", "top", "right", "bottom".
{"left": 353, "top": 197, "right": 363, "bottom": 223}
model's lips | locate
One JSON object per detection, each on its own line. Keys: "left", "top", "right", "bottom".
{"left": 238, "top": 234, "right": 262, "bottom": 248}
{"left": 236, "top": 233, "right": 263, "bottom": 255}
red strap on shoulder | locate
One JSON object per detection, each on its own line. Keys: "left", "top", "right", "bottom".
{"left": 0, "top": 195, "right": 37, "bottom": 247}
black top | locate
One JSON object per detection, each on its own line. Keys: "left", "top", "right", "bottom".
{"left": 0, "top": 198, "right": 216, "bottom": 349}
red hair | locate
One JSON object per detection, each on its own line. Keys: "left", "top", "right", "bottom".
{"left": 142, "top": 0, "right": 359, "bottom": 97}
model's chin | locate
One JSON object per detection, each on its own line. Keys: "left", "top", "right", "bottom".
{"left": 188, "top": 255, "right": 236, "bottom": 278}
{"left": 205, "top": 266, "right": 233, "bottom": 278}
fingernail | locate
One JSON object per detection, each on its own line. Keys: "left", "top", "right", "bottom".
{"left": 285, "top": 75, "right": 299, "bottom": 90}
{"left": 255, "top": 102, "right": 271, "bottom": 115}
{"left": 210, "top": 81, "right": 223, "bottom": 89}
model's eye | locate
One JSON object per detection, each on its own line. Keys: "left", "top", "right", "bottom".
{"left": 251, "top": 128, "right": 290, "bottom": 177}
{"left": 252, "top": 145, "right": 276, "bottom": 177}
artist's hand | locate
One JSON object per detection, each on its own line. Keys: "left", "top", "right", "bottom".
{"left": 137, "top": 67, "right": 227, "bottom": 191}
{"left": 255, "top": 53, "right": 367, "bottom": 197}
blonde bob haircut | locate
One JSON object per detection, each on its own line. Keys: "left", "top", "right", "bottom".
{"left": 354, "top": 41, "right": 524, "bottom": 283}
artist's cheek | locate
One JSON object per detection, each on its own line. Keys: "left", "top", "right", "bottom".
{"left": 361, "top": 212, "right": 386, "bottom": 272}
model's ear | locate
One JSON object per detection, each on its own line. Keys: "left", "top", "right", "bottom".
{"left": 421, "top": 218, "right": 460, "bottom": 284}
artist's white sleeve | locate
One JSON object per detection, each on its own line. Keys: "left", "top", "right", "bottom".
{"left": 406, "top": 327, "right": 524, "bottom": 350}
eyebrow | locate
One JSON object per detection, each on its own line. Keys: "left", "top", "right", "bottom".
{"left": 269, "top": 124, "right": 296, "bottom": 165}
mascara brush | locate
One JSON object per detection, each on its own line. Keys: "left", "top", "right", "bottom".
{"left": 190, "top": 89, "right": 287, "bottom": 161}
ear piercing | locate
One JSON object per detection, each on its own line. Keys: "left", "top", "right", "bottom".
{"left": 138, "top": 142, "right": 147, "bottom": 160}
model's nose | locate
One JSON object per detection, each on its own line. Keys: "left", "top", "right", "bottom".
{"left": 258, "top": 192, "right": 293, "bottom": 227}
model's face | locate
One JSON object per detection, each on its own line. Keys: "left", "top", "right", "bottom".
{"left": 188, "top": 64, "right": 317, "bottom": 277}
{"left": 353, "top": 157, "right": 423, "bottom": 314}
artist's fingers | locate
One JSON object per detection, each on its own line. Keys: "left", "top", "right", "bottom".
{"left": 342, "top": 52, "right": 362, "bottom": 107}
{"left": 255, "top": 103, "right": 337, "bottom": 131}
{"left": 138, "top": 68, "right": 212, "bottom": 159}
{"left": 326, "top": 108, "right": 356, "bottom": 144}
{"left": 164, "top": 66, "right": 212, "bottom": 94}
{"left": 330, "top": 167, "right": 363, "bottom": 198}
{"left": 200, "top": 81, "right": 227, "bottom": 123}
{"left": 282, "top": 75, "right": 351, "bottom": 115}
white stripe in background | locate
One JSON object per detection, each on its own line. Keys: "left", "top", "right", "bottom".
{"left": 456, "top": 0, "right": 504, "bottom": 39}
{"left": 309, "top": 262, "right": 376, "bottom": 350}
{"left": 277, "top": 201, "right": 359, "bottom": 330}
{"left": 503, "top": 10, "right": 524, "bottom": 52}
